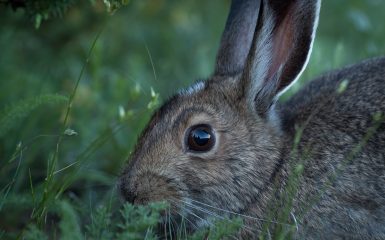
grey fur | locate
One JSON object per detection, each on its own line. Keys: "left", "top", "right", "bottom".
{"left": 119, "top": 0, "right": 385, "bottom": 239}
{"left": 215, "top": 0, "right": 261, "bottom": 76}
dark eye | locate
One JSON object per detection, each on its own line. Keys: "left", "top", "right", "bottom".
{"left": 186, "top": 124, "right": 215, "bottom": 152}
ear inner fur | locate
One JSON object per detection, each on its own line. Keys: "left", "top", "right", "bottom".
{"left": 241, "top": 0, "right": 320, "bottom": 116}
{"left": 267, "top": 3, "right": 295, "bottom": 86}
{"left": 276, "top": 2, "right": 317, "bottom": 92}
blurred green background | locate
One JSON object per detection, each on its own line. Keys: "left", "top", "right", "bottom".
{"left": 0, "top": 0, "right": 384, "bottom": 238}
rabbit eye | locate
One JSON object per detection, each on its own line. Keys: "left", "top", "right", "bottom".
{"left": 186, "top": 124, "right": 215, "bottom": 152}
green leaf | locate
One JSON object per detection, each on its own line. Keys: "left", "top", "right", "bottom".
{"left": 103, "top": 0, "right": 130, "bottom": 13}
{"left": 59, "top": 200, "right": 83, "bottom": 240}
{"left": 64, "top": 128, "right": 78, "bottom": 136}
{"left": 86, "top": 205, "right": 113, "bottom": 240}
{"left": 337, "top": 79, "right": 349, "bottom": 94}
{"left": 147, "top": 87, "right": 160, "bottom": 110}
{"left": 23, "top": 224, "right": 48, "bottom": 240}
{"left": 35, "top": 14, "right": 43, "bottom": 29}
{"left": 116, "top": 202, "right": 167, "bottom": 240}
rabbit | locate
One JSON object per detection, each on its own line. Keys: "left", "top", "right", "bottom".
{"left": 119, "top": 0, "right": 385, "bottom": 239}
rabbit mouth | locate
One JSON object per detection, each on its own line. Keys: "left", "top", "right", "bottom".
{"left": 119, "top": 170, "right": 229, "bottom": 233}
{"left": 155, "top": 197, "right": 215, "bottom": 237}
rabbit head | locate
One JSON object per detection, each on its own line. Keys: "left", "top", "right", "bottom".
{"left": 119, "top": 0, "right": 320, "bottom": 231}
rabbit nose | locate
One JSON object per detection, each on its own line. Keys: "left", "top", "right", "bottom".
{"left": 124, "top": 190, "right": 137, "bottom": 204}
{"left": 119, "top": 178, "right": 138, "bottom": 204}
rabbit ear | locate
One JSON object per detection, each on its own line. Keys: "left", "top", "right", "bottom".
{"left": 214, "top": 0, "right": 261, "bottom": 76}
{"left": 242, "top": 0, "right": 320, "bottom": 116}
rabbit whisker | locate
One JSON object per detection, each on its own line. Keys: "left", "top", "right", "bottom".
{"left": 170, "top": 200, "right": 213, "bottom": 228}
{"left": 163, "top": 211, "right": 168, "bottom": 240}
{"left": 177, "top": 199, "right": 257, "bottom": 236}
{"left": 179, "top": 199, "right": 224, "bottom": 220}
{"left": 188, "top": 198, "right": 294, "bottom": 227}
{"left": 168, "top": 207, "right": 177, "bottom": 240}
{"left": 175, "top": 210, "right": 198, "bottom": 231}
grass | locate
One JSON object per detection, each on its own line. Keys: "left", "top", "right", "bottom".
{"left": 0, "top": 21, "right": 242, "bottom": 239}
{"left": 0, "top": 0, "right": 384, "bottom": 239}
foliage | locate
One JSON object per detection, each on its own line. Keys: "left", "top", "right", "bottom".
{"left": 188, "top": 218, "right": 243, "bottom": 240}
{"left": 0, "top": 0, "right": 129, "bottom": 28}
{"left": 86, "top": 204, "right": 114, "bottom": 239}
{"left": 103, "top": 0, "right": 130, "bottom": 13}
{"left": 0, "top": 0, "right": 384, "bottom": 239}
{"left": 22, "top": 201, "right": 242, "bottom": 240}
{"left": 114, "top": 202, "right": 166, "bottom": 239}
{"left": 59, "top": 200, "right": 83, "bottom": 240}
{"left": 24, "top": 224, "right": 48, "bottom": 240}
{"left": 0, "top": 94, "right": 67, "bottom": 138}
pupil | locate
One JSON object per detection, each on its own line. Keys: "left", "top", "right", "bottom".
{"left": 193, "top": 129, "right": 210, "bottom": 146}
{"left": 186, "top": 124, "right": 215, "bottom": 152}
